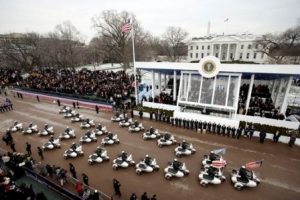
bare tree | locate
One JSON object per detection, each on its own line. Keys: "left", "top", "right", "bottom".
{"left": 162, "top": 26, "right": 188, "bottom": 62}
{"left": 255, "top": 23, "right": 300, "bottom": 64}
{"left": 0, "top": 32, "right": 42, "bottom": 70}
{"left": 92, "top": 10, "right": 150, "bottom": 71}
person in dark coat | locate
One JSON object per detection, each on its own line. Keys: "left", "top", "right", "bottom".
{"left": 231, "top": 127, "right": 236, "bottom": 138}
{"left": 212, "top": 122, "right": 216, "bottom": 134}
{"left": 139, "top": 110, "right": 143, "bottom": 119}
{"left": 259, "top": 131, "right": 266, "bottom": 143}
{"left": 151, "top": 194, "right": 157, "bottom": 200}
{"left": 195, "top": 120, "right": 199, "bottom": 132}
{"left": 249, "top": 126, "right": 254, "bottom": 140}
{"left": 236, "top": 127, "right": 242, "bottom": 139}
{"left": 76, "top": 101, "right": 80, "bottom": 109}
{"left": 155, "top": 111, "right": 158, "bottom": 121}
{"left": 221, "top": 125, "right": 226, "bottom": 136}
{"left": 175, "top": 118, "right": 178, "bottom": 127}
{"left": 183, "top": 119, "right": 186, "bottom": 128}
{"left": 171, "top": 117, "right": 174, "bottom": 126}
{"left": 178, "top": 118, "right": 182, "bottom": 127}
{"left": 69, "top": 163, "right": 77, "bottom": 179}
{"left": 26, "top": 142, "right": 32, "bottom": 155}
{"left": 73, "top": 102, "right": 76, "bottom": 109}
{"left": 203, "top": 121, "right": 207, "bottom": 133}
{"left": 82, "top": 173, "right": 89, "bottom": 186}
{"left": 57, "top": 99, "right": 61, "bottom": 107}
{"left": 36, "top": 96, "right": 40, "bottom": 102}
{"left": 95, "top": 105, "right": 99, "bottom": 114}
{"left": 273, "top": 131, "right": 281, "bottom": 143}
{"left": 113, "top": 178, "right": 121, "bottom": 197}
{"left": 226, "top": 126, "right": 231, "bottom": 137}
{"left": 289, "top": 133, "right": 296, "bottom": 147}
{"left": 150, "top": 111, "right": 153, "bottom": 120}
{"left": 217, "top": 124, "right": 221, "bottom": 135}
{"left": 141, "top": 192, "right": 149, "bottom": 200}
{"left": 207, "top": 122, "right": 212, "bottom": 133}
{"left": 37, "top": 147, "right": 44, "bottom": 160}
{"left": 130, "top": 193, "right": 138, "bottom": 200}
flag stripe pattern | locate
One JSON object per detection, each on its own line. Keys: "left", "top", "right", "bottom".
{"left": 245, "top": 160, "right": 263, "bottom": 170}
{"left": 211, "top": 160, "right": 226, "bottom": 168}
{"left": 122, "top": 22, "right": 132, "bottom": 33}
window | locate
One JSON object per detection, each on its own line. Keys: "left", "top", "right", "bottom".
{"left": 241, "top": 45, "right": 244, "bottom": 49}
{"left": 207, "top": 53, "right": 210, "bottom": 56}
{"left": 222, "top": 54, "right": 225, "bottom": 60}
{"left": 202, "top": 46, "right": 204, "bottom": 50}
{"left": 253, "top": 53, "right": 257, "bottom": 59}
{"left": 255, "top": 44, "right": 258, "bottom": 49}
{"left": 216, "top": 45, "right": 219, "bottom": 50}
{"left": 230, "top": 53, "right": 233, "bottom": 59}
{"left": 240, "top": 53, "right": 243, "bottom": 59}
{"left": 248, "top": 44, "right": 251, "bottom": 49}
{"left": 201, "top": 53, "right": 204, "bottom": 58}
{"left": 190, "top": 46, "right": 193, "bottom": 50}
{"left": 196, "top": 53, "right": 198, "bottom": 58}
{"left": 190, "top": 53, "right": 193, "bottom": 58}
{"left": 216, "top": 53, "right": 219, "bottom": 58}
{"left": 207, "top": 45, "right": 210, "bottom": 50}
{"left": 196, "top": 46, "right": 199, "bottom": 50}
{"left": 246, "top": 53, "right": 250, "bottom": 59}
{"left": 261, "top": 53, "right": 264, "bottom": 59}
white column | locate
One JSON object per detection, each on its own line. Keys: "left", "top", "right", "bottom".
{"left": 245, "top": 74, "right": 255, "bottom": 114}
{"left": 218, "top": 44, "right": 221, "bottom": 59}
{"left": 186, "top": 73, "right": 191, "bottom": 101}
{"left": 225, "top": 75, "right": 231, "bottom": 106}
{"left": 158, "top": 72, "right": 161, "bottom": 93}
{"left": 234, "top": 43, "right": 239, "bottom": 61}
{"left": 173, "top": 71, "right": 177, "bottom": 101}
{"left": 151, "top": 70, "right": 155, "bottom": 99}
{"left": 164, "top": 73, "right": 167, "bottom": 89}
{"left": 226, "top": 44, "right": 230, "bottom": 61}
{"left": 280, "top": 76, "right": 293, "bottom": 114}
{"left": 275, "top": 78, "right": 284, "bottom": 107}
{"left": 211, "top": 76, "right": 217, "bottom": 104}
{"left": 234, "top": 75, "right": 242, "bottom": 117}
{"left": 271, "top": 79, "right": 277, "bottom": 101}
{"left": 198, "top": 76, "right": 204, "bottom": 103}
{"left": 177, "top": 72, "right": 183, "bottom": 106}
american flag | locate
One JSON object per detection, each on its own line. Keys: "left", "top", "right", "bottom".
{"left": 121, "top": 20, "right": 132, "bottom": 33}
{"left": 245, "top": 160, "right": 263, "bottom": 170}
{"left": 211, "top": 160, "right": 226, "bottom": 168}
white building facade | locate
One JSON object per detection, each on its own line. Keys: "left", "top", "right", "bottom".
{"left": 187, "top": 34, "right": 269, "bottom": 63}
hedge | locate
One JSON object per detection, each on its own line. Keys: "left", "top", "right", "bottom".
{"left": 134, "top": 105, "right": 174, "bottom": 117}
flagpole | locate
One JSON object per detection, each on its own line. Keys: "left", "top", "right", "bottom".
{"left": 131, "top": 16, "right": 138, "bottom": 106}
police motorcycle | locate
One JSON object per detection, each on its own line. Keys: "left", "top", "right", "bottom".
{"left": 8, "top": 121, "right": 23, "bottom": 132}
{"left": 143, "top": 127, "right": 161, "bottom": 140}
{"left": 23, "top": 123, "right": 38, "bottom": 135}
{"left": 64, "top": 110, "right": 76, "bottom": 118}
{"left": 157, "top": 133, "right": 177, "bottom": 147}
{"left": 101, "top": 132, "right": 120, "bottom": 145}
{"left": 79, "top": 131, "right": 97, "bottom": 144}
{"left": 42, "top": 136, "right": 61, "bottom": 150}
{"left": 58, "top": 127, "right": 76, "bottom": 140}
{"left": 202, "top": 152, "right": 227, "bottom": 169}
{"left": 112, "top": 151, "right": 135, "bottom": 170}
{"left": 135, "top": 155, "right": 160, "bottom": 175}
{"left": 198, "top": 166, "right": 226, "bottom": 187}
{"left": 71, "top": 113, "right": 84, "bottom": 123}
{"left": 88, "top": 147, "right": 110, "bottom": 165}
{"left": 174, "top": 140, "right": 196, "bottom": 157}
{"left": 111, "top": 112, "right": 124, "bottom": 122}
{"left": 59, "top": 106, "right": 71, "bottom": 114}
{"left": 63, "top": 143, "right": 84, "bottom": 159}
{"left": 231, "top": 166, "right": 260, "bottom": 191}
{"left": 119, "top": 117, "right": 133, "bottom": 127}
{"left": 93, "top": 124, "right": 108, "bottom": 136}
{"left": 164, "top": 159, "right": 189, "bottom": 180}
{"left": 38, "top": 124, "right": 54, "bottom": 136}
{"left": 80, "top": 119, "right": 95, "bottom": 129}
{"left": 128, "top": 120, "right": 144, "bottom": 132}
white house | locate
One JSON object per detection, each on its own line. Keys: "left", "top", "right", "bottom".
{"left": 187, "top": 34, "right": 268, "bottom": 63}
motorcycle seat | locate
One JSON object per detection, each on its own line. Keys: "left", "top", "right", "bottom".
{"left": 237, "top": 177, "right": 249, "bottom": 183}
{"left": 168, "top": 168, "right": 177, "bottom": 174}
{"left": 178, "top": 148, "right": 185, "bottom": 152}
{"left": 116, "top": 159, "right": 123, "bottom": 164}
{"left": 203, "top": 174, "right": 214, "bottom": 180}
{"left": 139, "top": 163, "right": 146, "bottom": 169}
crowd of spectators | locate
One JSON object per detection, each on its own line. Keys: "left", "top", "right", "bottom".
{"left": 0, "top": 98, "right": 13, "bottom": 113}
{"left": 18, "top": 68, "right": 134, "bottom": 102}
{"left": 0, "top": 68, "right": 22, "bottom": 89}
{"left": 0, "top": 152, "right": 48, "bottom": 200}
{"left": 238, "top": 84, "right": 283, "bottom": 119}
